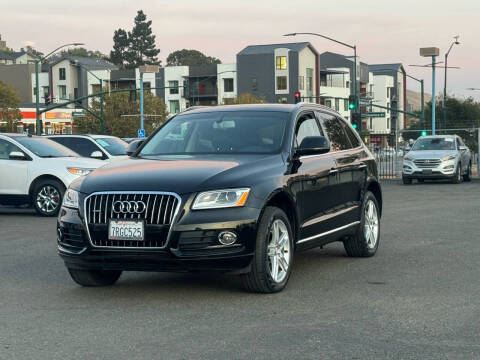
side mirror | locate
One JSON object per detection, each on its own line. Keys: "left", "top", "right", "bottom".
{"left": 405, "top": 146, "right": 411, "bottom": 152}
{"left": 295, "top": 136, "right": 330, "bottom": 157}
{"left": 126, "top": 139, "right": 144, "bottom": 156}
{"left": 90, "top": 150, "right": 104, "bottom": 159}
{"left": 459, "top": 145, "right": 467, "bottom": 151}
{"left": 9, "top": 151, "right": 26, "bottom": 160}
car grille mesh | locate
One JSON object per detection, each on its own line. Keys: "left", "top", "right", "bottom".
{"left": 85, "top": 193, "right": 180, "bottom": 248}
{"left": 413, "top": 159, "right": 441, "bottom": 168}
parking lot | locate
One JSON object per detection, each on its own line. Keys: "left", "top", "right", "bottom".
{"left": 1, "top": 180, "right": 479, "bottom": 359}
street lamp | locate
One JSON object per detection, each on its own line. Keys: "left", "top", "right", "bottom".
{"left": 443, "top": 36, "right": 460, "bottom": 130}
{"left": 70, "top": 60, "right": 107, "bottom": 134}
{"left": 419, "top": 47, "right": 440, "bottom": 135}
{"left": 284, "top": 32, "right": 358, "bottom": 125}
{"left": 35, "top": 42, "right": 84, "bottom": 135}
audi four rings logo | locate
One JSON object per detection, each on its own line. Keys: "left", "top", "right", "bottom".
{"left": 112, "top": 201, "right": 147, "bottom": 214}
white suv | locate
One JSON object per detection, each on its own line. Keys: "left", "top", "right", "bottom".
{"left": 46, "top": 134, "right": 128, "bottom": 162}
{"left": 0, "top": 133, "right": 104, "bottom": 216}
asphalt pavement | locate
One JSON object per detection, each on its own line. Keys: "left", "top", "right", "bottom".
{"left": 1, "top": 180, "right": 479, "bottom": 359}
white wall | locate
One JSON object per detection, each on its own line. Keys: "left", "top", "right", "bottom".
{"left": 15, "top": 53, "right": 36, "bottom": 64}
{"left": 31, "top": 72, "right": 49, "bottom": 102}
{"left": 371, "top": 75, "right": 394, "bottom": 133}
{"left": 217, "top": 63, "right": 237, "bottom": 104}
{"left": 164, "top": 66, "right": 189, "bottom": 114}
{"left": 87, "top": 69, "right": 111, "bottom": 106}
{"left": 135, "top": 68, "right": 157, "bottom": 95}
{"left": 298, "top": 47, "right": 317, "bottom": 103}
{"left": 274, "top": 48, "right": 290, "bottom": 95}
{"left": 321, "top": 67, "right": 350, "bottom": 120}
{"left": 396, "top": 75, "right": 405, "bottom": 130}
{"left": 51, "top": 60, "right": 78, "bottom": 107}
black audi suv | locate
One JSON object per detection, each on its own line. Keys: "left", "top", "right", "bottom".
{"left": 58, "top": 104, "right": 382, "bottom": 293}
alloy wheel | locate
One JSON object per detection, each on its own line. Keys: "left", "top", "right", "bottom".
{"left": 267, "top": 219, "right": 291, "bottom": 283}
{"left": 364, "top": 200, "right": 379, "bottom": 249}
{"left": 36, "top": 185, "right": 60, "bottom": 214}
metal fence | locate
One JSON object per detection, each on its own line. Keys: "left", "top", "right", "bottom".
{"left": 366, "top": 127, "right": 479, "bottom": 179}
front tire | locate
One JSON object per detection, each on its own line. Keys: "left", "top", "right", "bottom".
{"left": 451, "top": 163, "right": 462, "bottom": 184}
{"left": 33, "top": 179, "right": 65, "bottom": 216}
{"left": 241, "top": 207, "right": 294, "bottom": 293}
{"left": 402, "top": 176, "right": 412, "bottom": 185}
{"left": 67, "top": 268, "right": 122, "bottom": 287}
{"left": 344, "top": 191, "right": 380, "bottom": 257}
{"left": 463, "top": 162, "right": 472, "bottom": 182}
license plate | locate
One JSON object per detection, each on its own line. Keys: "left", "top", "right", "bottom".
{"left": 423, "top": 169, "right": 432, "bottom": 174}
{"left": 108, "top": 220, "right": 144, "bottom": 241}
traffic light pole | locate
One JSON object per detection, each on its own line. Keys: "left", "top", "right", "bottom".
{"left": 353, "top": 45, "right": 359, "bottom": 130}
{"left": 139, "top": 71, "right": 144, "bottom": 132}
{"left": 100, "top": 78, "right": 104, "bottom": 134}
{"left": 431, "top": 55, "right": 436, "bottom": 135}
{"left": 35, "top": 59, "right": 41, "bottom": 135}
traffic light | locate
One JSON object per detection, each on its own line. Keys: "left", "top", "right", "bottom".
{"left": 421, "top": 130, "right": 427, "bottom": 136}
{"left": 44, "top": 93, "right": 51, "bottom": 106}
{"left": 348, "top": 95, "right": 356, "bottom": 110}
{"left": 294, "top": 92, "right": 301, "bottom": 104}
{"left": 351, "top": 112, "right": 361, "bottom": 131}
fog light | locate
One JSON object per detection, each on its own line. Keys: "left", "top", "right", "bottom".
{"left": 218, "top": 231, "right": 237, "bottom": 246}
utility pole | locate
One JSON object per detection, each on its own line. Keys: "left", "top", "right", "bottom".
{"left": 443, "top": 36, "right": 460, "bottom": 130}
{"left": 138, "top": 65, "right": 159, "bottom": 138}
{"left": 420, "top": 47, "right": 440, "bottom": 135}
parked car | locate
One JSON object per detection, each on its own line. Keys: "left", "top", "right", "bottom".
{"left": 122, "top": 137, "right": 139, "bottom": 144}
{"left": 57, "top": 104, "right": 382, "bottom": 293}
{"left": 0, "top": 133, "right": 104, "bottom": 216}
{"left": 46, "top": 134, "right": 128, "bottom": 161}
{"left": 402, "top": 135, "right": 472, "bottom": 184}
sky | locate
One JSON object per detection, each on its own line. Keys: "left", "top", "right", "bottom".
{"left": 2, "top": 0, "right": 480, "bottom": 100}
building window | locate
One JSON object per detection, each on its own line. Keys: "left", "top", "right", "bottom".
{"left": 387, "top": 118, "right": 390, "bottom": 129}
{"left": 224, "top": 78, "right": 234, "bottom": 92}
{"left": 335, "top": 98, "right": 340, "bottom": 111}
{"left": 344, "top": 99, "right": 348, "bottom": 111}
{"left": 59, "top": 68, "right": 66, "bottom": 80}
{"left": 58, "top": 85, "right": 67, "bottom": 99}
{"left": 73, "top": 88, "right": 78, "bottom": 100}
{"left": 276, "top": 56, "right": 287, "bottom": 70}
{"left": 278, "top": 97, "right": 288, "bottom": 104}
{"left": 144, "top": 82, "right": 151, "bottom": 90}
{"left": 251, "top": 78, "right": 257, "bottom": 91}
{"left": 346, "top": 81, "right": 350, "bottom": 89}
{"left": 91, "top": 84, "right": 101, "bottom": 94}
{"left": 306, "top": 68, "right": 313, "bottom": 92}
{"left": 298, "top": 76, "right": 304, "bottom": 91}
{"left": 370, "top": 118, "right": 373, "bottom": 129}
{"left": 325, "top": 99, "right": 332, "bottom": 108}
{"left": 169, "top": 80, "right": 179, "bottom": 94}
{"left": 387, "top": 102, "right": 390, "bottom": 113}
{"left": 276, "top": 76, "right": 287, "bottom": 90}
{"left": 169, "top": 100, "right": 180, "bottom": 114}
{"left": 387, "top": 87, "right": 390, "bottom": 98}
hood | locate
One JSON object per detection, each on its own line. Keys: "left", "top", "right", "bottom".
{"left": 406, "top": 150, "right": 457, "bottom": 159}
{"left": 77, "top": 154, "right": 283, "bottom": 195}
{"left": 46, "top": 156, "right": 105, "bottom": 168}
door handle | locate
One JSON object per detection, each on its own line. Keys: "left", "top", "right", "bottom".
{"left": 329, "top": 169, "right": 338, "bottom": 175}
{"left": 357, "top": 164, "right": 367, "bottom": 170}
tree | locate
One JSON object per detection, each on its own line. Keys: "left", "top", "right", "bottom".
{"left": 60, "top": 47, "right": 108, "bottom": 60}
{"left": 231, "top": 93, "right": 265, "bottom": 104}
{"left": 0, "top": 81, "right": 22, "bottom": 132}
{"left": 109, "top": 29, "right": 129, "bottom": 68}
{"left": 125, "top": 10, "right": 161, "bottom": 68}
{"left": 20, "top": 45, "right": 43, "bottom": 59}
{"left": 73, "top": 89, "right": 168, "bottom": 138}
{"left": 166, "top": 49, "right": 221, "bottom": 66}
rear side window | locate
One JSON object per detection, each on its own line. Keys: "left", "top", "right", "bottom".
{"left": 51, "top": 137, "right": 104, "bottom": 158}
{"left": 343, "top": 121, "right": 361, "bottom": 148}
{"left": 319, "top": 114, "right": 351, "bottom": 151}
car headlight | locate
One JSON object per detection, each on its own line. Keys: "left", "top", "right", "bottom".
{"left": 404, "top": 156, "right": 413, "bottom": 161}
{"left": 67, "top": 167, "right": 93, "bottom": 176}
{"left": 192, "top": 188, "right": 250, "bottom": 210}
{"left": 442, "top": 154, "right": 457, "bottom": 162}
{"left": 63, "top": 188, "right": 79, "bottom": 209}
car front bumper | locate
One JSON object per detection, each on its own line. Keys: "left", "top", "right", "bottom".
{"left": 57, "top": 205, "right": 260, "bottom": 274}
{"left": 402, "top": 160, "right": 456, "bottom": 179}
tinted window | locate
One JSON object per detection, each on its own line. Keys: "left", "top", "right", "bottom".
{"left": 12, "top": 137, "right": 77, "bottom": 158}
{"left": 343, "top": 121, "right": 361, "bottom": 148}
{"left": 140, "top": 111, "right": 288, "bottom": 156}
{"left": 0, "top": 139, "right": 22, "bottom": 160}
{"left": 94, "top": 137, "right": 127, "bottom": 156}
{"left": 319, "top": 114, "right": 351, "bottom": 151}
{"left": 412, "top": 137, "right": 455, "bottom": 151}
{"left": 50, "top": 137, "right": 103, "bottom": 158}
{"left": 296, "top": 116, "right": 322, "bottom": 146}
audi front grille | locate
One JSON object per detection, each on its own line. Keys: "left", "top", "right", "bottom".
{"left": 84, "top": 192, "right": 181, "bottom": 249}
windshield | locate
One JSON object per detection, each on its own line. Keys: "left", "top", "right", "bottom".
{"left": 412, "top": 137, "right": 456, "bottom": 151}
{"left": 13, "top": 136, "right": 79, "bottom": 158}
{"left": 94, "top": 137, "right": 128, "bottom": 156}
{"left": 139, "top": 111, "right": 288, "bottom": 156}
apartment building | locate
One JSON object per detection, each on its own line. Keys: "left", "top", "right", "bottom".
{"left": 320, "top": 67, "right": 351, "bottom": 120}
{"left": 237, "top": 42, "right": 319, "bottom": 104}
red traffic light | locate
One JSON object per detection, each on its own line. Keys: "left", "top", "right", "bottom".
{"left": 294, "top": 92, "right": 301, "bottom": 104}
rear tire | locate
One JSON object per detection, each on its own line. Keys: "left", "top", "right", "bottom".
{"left": 32, "top": 179, "right": 65, "bottom": 217}
{"left": 241, "top": 206, "right": 294, "bottom": 293}
{"left": 402, "top": 176, "right": 412, "bottom": 185}
{"left": 344, "top": 191, "right": 380, "bottom": 257}
{"left": 463, "top": 162, "right": 472, "bottom": 182}
{"left": 67, "top": 268, "right": 122, "bottom": 287}
{"left": 451, "top": 163, "right": 462, "bottom": 184}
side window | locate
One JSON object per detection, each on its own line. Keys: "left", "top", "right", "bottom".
{"left": 343, "top": 121, "right": 361, "bottom": 148}
{"left": 54, "top": 137, "right": 103, "bottom": 158}
{"left": 295, "top": 114, "right": 322, "bottom": 147}
{"left": 319, "top": 114, "right": 352, "bottom": 151}
{"left": 0, "top": 139, "right": 23, "bottom": 160}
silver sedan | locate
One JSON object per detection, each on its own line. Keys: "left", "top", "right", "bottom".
{"left": 402, "top": 135, "right": 472, "bottom": 184}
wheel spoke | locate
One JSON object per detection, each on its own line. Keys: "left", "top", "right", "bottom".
{"left": 271, "top": 255, "right": 279, "bottom": 281}
{"left": 277, "top": 232, "right": 287, "bottom": 249}
{"left": 278, "top": 256, "right": 289, "bottom": 272}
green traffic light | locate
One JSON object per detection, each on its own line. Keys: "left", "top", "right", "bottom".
{"left": 352, "top": 123, "right": 358, "bottom": 129}
{"left": 421, "top": 130, "right": 427, "bottom": 136}
{"left": 348, "top": 103, "right": 356, "bottom": 110}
